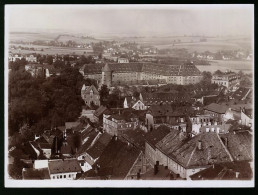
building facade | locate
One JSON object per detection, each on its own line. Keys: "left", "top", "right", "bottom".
{"left": 211, "top": 72, "right": 240, "bottom": 89}
{"left": 81, "top": 84, "right": 100, "bottom": 107}
{"left": 80, "top": 62, "right": 203, "bottom": 88}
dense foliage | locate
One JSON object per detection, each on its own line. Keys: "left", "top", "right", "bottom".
{"left": 9, "top": 63, "right": 85, "bottom": 143}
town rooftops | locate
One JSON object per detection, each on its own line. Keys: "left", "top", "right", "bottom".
{"left": 86, "top": 132, "right": 112, "bottom": 159}
{"left": 82, "top": 62, "right": 202, "bottom": 77}
{"left": 232, "top": 87, "right": 251, "bottom": 101}
{"left": 148, "top": 105, "right": 187, "bottom": 117}
{"left": 94, "top": 105, "right": 107, "bottom": 118}
{"left": 22, "top": 168, "right": 50, "bottom": 180}
{"left": 82, "top": 136, "right": 141, "bottom": 179}
{"left": 220, "top": 131, "right": 252, "bottom": 162}
{"left": 166, "top": 133, "right": 233, "bottom": 169}
{"left": 204, "top": 103, "right": 228, "bottom": 114}
{"left": 145, "top": 125, "right": 171, "bottom": 148}
{"left": 190, "top": 161, "right": 253, "bottom": 180}
{"left": 121, "top": 128, "right": 147, "bottom": 151}
{"left": 48, "top": 159, "right": 82, "bottom": 174}
{"left": 141, "top": 165, "right": 171, "bottom": 180}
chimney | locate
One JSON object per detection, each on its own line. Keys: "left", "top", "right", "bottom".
{"left": 236, "top": 171, "right": 240, "bottom": 179}
{"left": 212, "top": 164, "right": 215, "bottom": 169}
{"left": 197, "top": 140, "right": 202, "bottom": 150}
{"left": 137, "top": 172, "right": 141, "bottom": 180}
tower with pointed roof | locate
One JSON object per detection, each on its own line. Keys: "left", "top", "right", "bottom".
{"left": 101, "top": 63, "right": 112, "bottom": 88}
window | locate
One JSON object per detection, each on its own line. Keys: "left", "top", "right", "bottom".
{"left": 69, "top": 174, "right": 71, "bottom": 178}
{"left": 64, "top": 175, "right": 66, "bottom": 178}
{"left": 60, "top": 175, "right": 62, "bottom": 179}
{"left": 53, "top": 176, "right": 55, "bottom": 179}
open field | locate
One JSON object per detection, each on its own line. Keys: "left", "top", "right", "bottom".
{"left": 57, "top": 35, "right": 100, "bottom": 44}
{"left": 9, "top": 32, "right": 58, "bottom": 42}
{"left": 197, "top": 60, "right": 253, "bottom": 74}
{"left": 9, "top": 47, "right": 95, "bottom": 56}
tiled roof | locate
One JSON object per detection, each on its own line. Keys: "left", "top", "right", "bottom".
{"left": 142, "top": 92, "right": 191, "bottom": 104}
{"left": 190, "top": 161, "right": 253, "bottom": 180}
{"left": 94, "top": 106, "right": 107, "bottom": 118}
{"left": 145, "top": 125, "right": 171, "bottom": 148}
{"left": 87, "top": 133, "right": 112, "bottom": 159}
{"left": 83, "top": 137, "right": 141, "bottom": 179}
{"left": 204, "top": 103, "right": 228, "bottom": 114}
{"left": 121, "top": 128, "right": 147, "bottom": 151}
{"left": 48, "top": 159, "right": 82, "bottom": 174}
{"left": 220, "top": 131, "right": 252, "bottom": 161}
{"left": 23, "top": 168, "right": 50, "bottom": 180}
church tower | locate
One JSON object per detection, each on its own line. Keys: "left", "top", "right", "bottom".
{"left": 101, "top": 63, "right": 112, "bottom": 88}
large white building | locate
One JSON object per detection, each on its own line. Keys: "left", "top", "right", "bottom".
{"left": 80, "top": 62, "right": 203, "bottom": 87}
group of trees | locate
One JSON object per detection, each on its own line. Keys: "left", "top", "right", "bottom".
{"left": 99, "top": 85, "right": 123, "bottom": 108}
{"left": 9, "top": 61, "right": 85, "bottom": 146}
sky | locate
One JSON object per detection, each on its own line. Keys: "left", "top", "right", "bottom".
{"left": 5, "top": 4, "right": 254, "bottom": 37}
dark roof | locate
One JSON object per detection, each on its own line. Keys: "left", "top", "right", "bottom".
{"left": 145, "top": 125, "right": 171, "bottom": 148}
{"left": 76, "top": 129, "right": 99, "bottom": 156}
{"left": 65, "top": 122, "right": 80, "bottom": 130}
{"left": 39, "top": 143, "right": 51, "bottom": 149}
{"left": 148, "top": 105, "right": 187, "bottom": 117}
{"left": 121, "top": 128, "right": 147, "bottom": 151}
{"left": 204, "top": 103, "right": 228, "bottom": 114}
{"left": 219, "top": 131, "right": 252, "bottom": 161}
{"left": 190, "top": 161, "right": 253, "bottom": 180}
{"left": 87, "top": 133, "right": 112, "bottom": 159}
{"left": 94, "top": 106, "right": 108, "bottom": 118}
{"left": 82, "top": 137, "right": 141, "bottom": 179}
{"left": 48, "top": 159, "right": 82, "bottom": 174}
{"left": 23, "top": 168, "right": 50, "bottom": 180}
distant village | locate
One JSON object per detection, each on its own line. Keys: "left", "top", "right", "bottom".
{"left": 8, "top": 37, "right": 253, "bottom": 181}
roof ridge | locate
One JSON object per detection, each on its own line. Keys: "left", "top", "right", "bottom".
{"left": 216, "top": 133, "right": 234, "bottom": 162}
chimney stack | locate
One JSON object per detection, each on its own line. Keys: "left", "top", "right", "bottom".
{"left": 197, "top": 140, "right": 202, "bottom": 150}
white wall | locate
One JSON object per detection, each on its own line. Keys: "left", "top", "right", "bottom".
{"left": 34, "top": 160, "right": 49, "bottom": 169}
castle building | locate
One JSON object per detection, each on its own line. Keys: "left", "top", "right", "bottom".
{"left": 80, "top": 62, "right": 203, "bottom": 88}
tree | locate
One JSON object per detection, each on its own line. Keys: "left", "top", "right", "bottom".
{"left": 214, "top": 70, "right": 223, "bottom": 75}
{"left": 99, "top": 85, "right": 109, "bottom": 106}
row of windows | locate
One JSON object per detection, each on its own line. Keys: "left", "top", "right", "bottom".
{"left": 52, "top": 174, "right": 73, "bottom": 179}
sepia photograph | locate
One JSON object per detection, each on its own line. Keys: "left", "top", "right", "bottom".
{"left": 4, "top": 4, "right": 254, "bottom": 187}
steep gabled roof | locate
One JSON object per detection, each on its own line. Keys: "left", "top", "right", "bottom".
{"left": 81, "top": 85, "right": 99, "bottom": 95}
{"left": 86, "top": 133, "right": 112, "bottom": 159}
